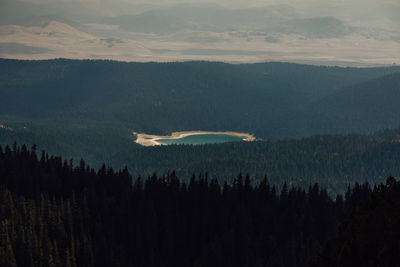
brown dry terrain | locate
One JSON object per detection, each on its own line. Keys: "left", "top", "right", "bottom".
{"left": 0, "top": 20, "right": 399, "bottom": 66}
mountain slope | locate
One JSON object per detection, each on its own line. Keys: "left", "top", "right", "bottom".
{"left": 288, "top": 72, "right": 400, "bottom": 136}
{"left": 273, "top": 17, "right": 352, "bottom": 38}
{"left": 1, "top": 59, "right": 399, "bottom": 138}
{"left": 1, "top": 59, "right": 400, "bottom": 177}
{"left": 0, "top": 21, "right": 150, "bottom": 60}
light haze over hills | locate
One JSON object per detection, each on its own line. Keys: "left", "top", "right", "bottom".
{"left": 1, "top": 0, "right": 399, "bottom": 65}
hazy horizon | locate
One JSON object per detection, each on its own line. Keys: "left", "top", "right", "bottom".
{"left": 1, "top": 0, "right": 399, "bottom": 65}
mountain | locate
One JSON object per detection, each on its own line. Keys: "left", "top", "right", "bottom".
{"left": 288, "top": 72, "right": 400, "bottom": 136}
{"left": 1, "top": 59, "right": 400, "bottom": 191}
{"left": 274, "top": 17, "right": 352, "bottom": 38}
{"left": 1, "top": 2, "right": 398, "bottom": 64}
{"left": 0, "top": 21, "right": 150, "bottom": 59}
{"left": 1, "top": 59, "right": 399, "bottom": 138}
{"left": 0, "top": 0, "right": 40, "bottom": 25}
{"left": 105, "top": 12, "right": 189, "bottom": 34}
{"left": 0, "top": 0, "right": 115, "bottom": 25}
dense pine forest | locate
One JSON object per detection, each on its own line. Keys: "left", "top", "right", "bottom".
{"left": 123, "top": 131, "right": 400, "bottom": 194}
{"left": 1, "top": 59, "right": 399, "bottom": 140}
{"left": 1, "top": 59, "right": 400, "bottom": 266}
{"left": 0, "top": 144, "right": 383, "bottom": 267}
{"left": 1, "top": 59, "right": 400, "bottom": 194}
{"left": 2, "top": 126, "right": 400, "bottom": 195}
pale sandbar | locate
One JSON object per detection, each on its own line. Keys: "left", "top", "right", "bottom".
{"left": 133, "top": 131, "right": 256, "bottom": 147}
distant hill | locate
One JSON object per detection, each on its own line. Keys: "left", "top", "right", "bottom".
{"left": 0, "top": 59, "right": 400, "bottom": 190}
{"left": 1, "top": 1, "right": 399, "bottom": 64}
{"left": 275, "top": 17, "right": 352, "bottom": 38}
{"left": 287, "top": 72, "right": 400, "bottom": 136}
{"left": 103, "top": 4, "right": 298, "bottom": 33}
{"left": 1, "top": 59, "right": 399, "bottom": 139}
{"left": 105, "top": 12, "right": 189, "bottom": 34}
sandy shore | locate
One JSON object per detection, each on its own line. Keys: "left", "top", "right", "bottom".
{"left": 134, "top": 131, "right": 256, "bottom": 146}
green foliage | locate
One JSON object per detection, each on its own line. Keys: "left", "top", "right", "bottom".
{"left": 1, "top": 59, "right": 400, "bottom": 194}
{"left": 1, "top": 59, "right": 399, "bottom": 139}
{"left": 118, "top": 132, "right": 400, "bottom": 195}
{"left": 290, "top": 72, "right": 400, "bottom": 135}
{"left": 2, "top": 127, "right": 400, "bottom": 195}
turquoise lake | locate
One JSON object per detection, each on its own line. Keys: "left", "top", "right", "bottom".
{"left": 157, "top": 134, "right": 244, "bottom": 145}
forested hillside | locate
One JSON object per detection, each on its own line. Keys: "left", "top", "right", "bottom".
{"left": 1, "top": 59, "right": 400, "bottom": 194}
{"left": 121, "top": 132, "right": 400, "bottom": 194}
{"left": 0, "top": 144, "right": 374, "bottom": 267}
{"left": 289, "top": 72, "right": 400, "bottom": 135}
{"left": 2, "top": 127, "right": 400, "bottom": 195}
{"left": 1, "top": 59, "right": 399, "bottom": 140}
{"left": 1, "top": 2, "right": 399, "bottom": 265}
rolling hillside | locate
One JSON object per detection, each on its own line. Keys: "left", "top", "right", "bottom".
{"left": 1, "top": 59, "right": 399, "bottom": 138}
{"left": 286, "top": 72, "right": 400, "bottom": 136}
{"left": 1, "top": 59, "right": 400, "bottom": 186}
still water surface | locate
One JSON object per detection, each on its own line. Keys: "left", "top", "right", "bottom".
{"left": 157, "top": 134, "right": 244, "bottom": 145}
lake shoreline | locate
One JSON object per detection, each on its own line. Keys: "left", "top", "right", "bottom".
{"left": 133, "top": 131, "right": 256, "bottom": 146}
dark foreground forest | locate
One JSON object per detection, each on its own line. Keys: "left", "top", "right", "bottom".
{"left": 2, "top": 144, "right": 398, "bottom": 267}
